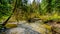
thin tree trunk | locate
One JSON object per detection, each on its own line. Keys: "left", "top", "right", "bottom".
{"left": 2, "top": 0, "right": 17, "bottom": 26}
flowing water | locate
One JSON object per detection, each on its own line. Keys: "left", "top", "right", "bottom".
{"left": 1, "top": 21, "right": 48, "bottom": 34}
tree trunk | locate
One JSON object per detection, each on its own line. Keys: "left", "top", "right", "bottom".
{"left": 2, "top": 0, "right": 17, "bottom": 26}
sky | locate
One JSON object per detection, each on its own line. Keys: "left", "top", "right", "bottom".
{"left": 28, "top": 0, "right": 34, "bottom": 4}
{"left": 28, "top": 0, "right": 42, "bottom": 4}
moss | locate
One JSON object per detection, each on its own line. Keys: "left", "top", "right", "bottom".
{"left": 44, "top": 24, "right": 51, "bottom": 31}
{"left": 5, "top": 24, "right": 17, "bottom": 28}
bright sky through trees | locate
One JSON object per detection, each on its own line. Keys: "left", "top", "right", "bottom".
{"left": 28, "top": 0, "right": 34, "bottom": 4}
{"left": 28, "top": 0, "right": 42, "bottom": 4}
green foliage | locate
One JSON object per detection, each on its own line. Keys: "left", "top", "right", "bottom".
{"left": 17, "top": 0, "right": 28, "bottom": 12}
{"left": 0, "top": 0, "right": 13, "bottom": 22}
{"left": 55, "top": 0, "right": 60, "bottom": 13}
{"left": 41, "top": 0, "right": 52, "bottom": 14}
{"left": 0, "top": 0, "right": 60, "bottom": 21}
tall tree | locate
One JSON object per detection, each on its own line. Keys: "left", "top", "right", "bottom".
{"left": 2, "top": 0, "right": 17, "bottom": 26}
